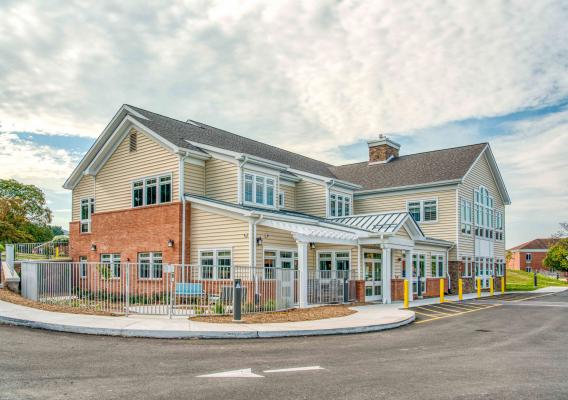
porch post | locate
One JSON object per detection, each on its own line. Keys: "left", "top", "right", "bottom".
{"left": 406, "top": 250, "right": 413, "bottom": 303}
{"left": 382, "top": 246, "right": 392, "bottom": 304}
{"left": 297, "top": 241, "right": 309, "bottom": 308}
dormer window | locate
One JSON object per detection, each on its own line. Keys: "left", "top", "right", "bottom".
{"left": 244, "top": 172, "right": 276, "bottom": 208}
{"left": 329, "top": 192, "right": 352, "bottom": 217}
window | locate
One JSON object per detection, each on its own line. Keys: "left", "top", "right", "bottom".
{"left": 138, "top": 252, "right": 163, "bottom": 279}
{"left": 412, "top": 254, "right": 426, "bottom": 293}
{"left": 496, "top": 258, "right": 505, "bottom": 276}
{"left": 407, "top": 199, "right": 438, "bottom": 223}
{"left": 80, "top": 198, "right": 95, "bottom": 233}
{"left": 199, "top": 250, "right": 232, "bottom": 280}
{"left": 79, "top": 256, "right": 88, "bottom": 278}
{"left": 474, "top": 186, "right": 495, "bottom": 239}
{"left": 329, "top": 192, "right": 352, "bottom": 217}
{"left": 317, "top": 251, "right": 351, "bottom": 279}
{"left": 129, "top": 130, "right": 137, "bottom": 152}
{"left": 243, "top": 172, "right": 276, "bottom": 208}
{"left": 461, "top": 256, "right": 473, "bottom": 277}
{"left": 460, "top": 199, "right": 473, "bottom": 235}
{"left": 100, "top": 254, "right": 121, "bottom": 278}
{"left": 525, "top": 253, "right": 532, "bottom": 262}
{"left": 132, "top": 174, "right": 172, "bottom": 208}
{"left": 264, "top": 249, "right": 298, "bottom": 279}
{"left": 431, "top": 254, "right": 445, "bottom": 278}
{"left": 495, "top": 211, "right": 504, "bottom": 241}
{"left": 278, "top": 191, "right": 285, "bottom": 208}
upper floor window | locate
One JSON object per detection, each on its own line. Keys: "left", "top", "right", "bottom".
{"left": 278, "top": 191, "right": 285, "bottom": 208}
{"left": 407, "top": 199, "right": 437, "bottom": 223}
{"left": 132, "top": 174, "right": 172, "bottom": 208}
{"left": 80, "top": 197, "right": 95, "bottom": 233}
{"left": 329, "top": 192, "right": 352, "bottom": 217}
{"left": 525, "top": 253, "right": 532, "bottom": 262}
{"left": 244, "top": 172, "right": 275, "bottom": 208}
{"left": 460, "top": 199, "right": 472, "bottom": 235}
{"left": 474, "top": 186, "right": 494, "bottom": 239}
{"left": 495, "top": 211, "right": 504, "bottom": 241}
{"left": 199, "top": 249, "right": 232, "bottom": 280}
{"left": 138, "top": 252, "right": 163, "bottom": 279}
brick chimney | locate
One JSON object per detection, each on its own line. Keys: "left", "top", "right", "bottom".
{"left": 367, "top": 135, "right": 400, "bottom": 164}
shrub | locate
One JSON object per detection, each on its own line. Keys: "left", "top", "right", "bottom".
{"left": 263, "top": 299, "right": 276, "bottom": 312}
{"left": 212, "top": 301, "right": 225, "bottom": 315}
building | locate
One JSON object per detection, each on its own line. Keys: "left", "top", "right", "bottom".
{"left": 63, "top": 104, "right": 510, "bottom": 305}
{"left": 507, "top": 238, "right": 559, "bottom": 272}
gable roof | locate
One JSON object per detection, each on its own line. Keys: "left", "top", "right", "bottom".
{"left": 330, "top": 212, "right": 424, "bottom": 237}
{"left": 330, "top": 143, "right": 487, "bottom": 192}
{"left": 126, "top": 105, "right": 337, "bottom": 178}
{"left": 509, "top": 238, "right": 559, "bottom": 251}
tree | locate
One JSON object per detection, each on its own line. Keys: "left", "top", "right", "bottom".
{"left": 552, "top": 222, "right": 568, "bottom": 238}
{"left": 543, "top": 238, "right": 568, "bottom": 272}
{"left": 0, "top": 179, "right": 52, "bottom": 225}
{"left": 0, "top": 197, "right": 33, "bottom": 243}
{"left": 50, "top": 225, "right": 65, "bottom": 236}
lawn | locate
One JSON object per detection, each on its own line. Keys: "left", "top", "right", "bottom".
{"left": 506, "top": 269, "right": 568, "bottom": 291}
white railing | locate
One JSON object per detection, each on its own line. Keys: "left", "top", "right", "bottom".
{"left": 14, "top": 242, "right": 69, "bottom": 260}
{"left": 307, "top": 269, "right": 355, "bottom": 305}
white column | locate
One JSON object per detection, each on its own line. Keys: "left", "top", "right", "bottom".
{"left": 297, "top": 241, "right": 309, "bottom": 308}
{"left": 406, "top": 250, "right": 413, "bottom": 303}
{"left": 382, "top": 246, "right": 392, "bottom": 304}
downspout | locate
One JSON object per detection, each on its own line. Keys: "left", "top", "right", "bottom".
{"left": 179, "top": 154, "right": 187, "bottom": 269}
{"left": 249, "top": 214, "right": 264, "bottom": 267}
{"left": 446, "top": 243, "right": 455, "bottom": 292}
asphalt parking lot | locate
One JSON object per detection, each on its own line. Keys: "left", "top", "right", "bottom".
{"left": 1, "top": 290, "right": 567, "bottom": 400}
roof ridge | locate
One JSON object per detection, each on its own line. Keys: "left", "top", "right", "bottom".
{"left": 126, "top": 104, "right": 336, "bottom": 170}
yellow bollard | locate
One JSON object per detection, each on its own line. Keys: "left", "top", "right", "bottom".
{"left": 439, "top": 278, "right": 444, "bottom": 303}
{"left": 477, "top": 278, "right": 481, "bottom": 298}
{"left": 501, "top": 276, "right": 505, "bottom": 294}
{"left": 458, "top": 278, "right": 463, "bottom": 301}
{"left": 55, "top": 247, "right": 59, "bottom": 258}
{"left": 403, "top": 279, "right": 409, "bottom": 309}
{"left": 490, "top": 276, "right": 494, "bottom": 296}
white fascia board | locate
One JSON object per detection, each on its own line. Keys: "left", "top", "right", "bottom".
{"left": 510, "top": 248, "right": 549, "bottom": 253}
{"left": 123, "top": 105, "right": 150, "bottom": 120}
{"left": 415, "top": 238, "right": 454, "bottom": 248}
{"left": 354, "top": 180, "right": 460, "bottom": 198}
{"left": 400, "top": 217, "right": 425, "bottom": 240}
{"left": 280, "top": 179, "right": 297, "bottom": 187}
{"left": 293, "top": 233, "right": 358, "bottom": 246}
{"left": 327, "top": 179, "right": 362, "bottom": 191}
{"left": 483, "top": 146, "right": 512, "bottom": 205}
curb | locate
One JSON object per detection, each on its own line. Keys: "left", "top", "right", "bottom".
{"left": 0, "top": 313, "right": 415, "bottom": 339}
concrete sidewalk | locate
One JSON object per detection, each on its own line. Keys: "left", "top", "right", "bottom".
{"left": 0, "top": 300, "right": 414, "bottom": 339}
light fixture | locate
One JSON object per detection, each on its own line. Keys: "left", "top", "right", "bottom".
{"left": 168, "top": 239, "right": 174, "bottom": 248}
{"left": 309, "top": 242, "right": 316, "bottom": 250}
{"left": 256, "top": 237, "right": 263, "bottom": 246}
{"left": 90, "top": 243, "right": 97, "bottom": 251}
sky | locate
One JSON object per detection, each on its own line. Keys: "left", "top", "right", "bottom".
{"left": 0, "top": 0, "right": 567, "bottom": 247}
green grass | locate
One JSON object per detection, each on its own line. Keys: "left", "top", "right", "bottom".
{"left": 506, "top": 269, "right": 568, "bottom": 291}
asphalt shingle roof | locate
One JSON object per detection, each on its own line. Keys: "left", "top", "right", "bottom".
{"left": 509, "top": 238, "right": 559, "bottom": 251}
{"left": 329, "top": 143, "right": 487, "bottom": 191}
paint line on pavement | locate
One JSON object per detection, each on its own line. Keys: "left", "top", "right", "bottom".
{"left": 197, "top": 368, "right": 264, "bottom": 378}
{"left": 264, "top": 366, "right": 324, "bottom": 373}
{"left": 414, "top": 305, "right": 501, "bottom": 324}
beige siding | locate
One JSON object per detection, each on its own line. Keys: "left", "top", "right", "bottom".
{"left": 71, "top": 175, "right": 95, "bottom": 221}
{"left": 279, "top": 184, "right": 296, "bottom": 210}
{"left": 396, "top": 226, "right": 411, "bottom": 240}
{"left": 354, "top": 188, "right": 458, "bottom": 245}
{"left": 256, "top": 225, "right": 298, "bottom": 268}
{"left": 459, "top": 151, "right": 506, "bottom": 259}
{"left": 95, "top": 128, "right": 179, "bottom": 212}
{"left": 312, "top": 244, "right": 359, "bottom": 277}
{"left": 189, "top": 206, "right": 250, "bottom": 266}
{"left": 184, "top": 162, "right": 205, "bottom": 195}
{"left": 205, "top": 158, "right": 238, "bottom": 203}
{"left": 296, "top": 180, "right": 327, "bottom": 217}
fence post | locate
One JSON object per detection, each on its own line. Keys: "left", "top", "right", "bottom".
{"left": 125, "top": 263, "right": 130, "bottom": 317}
{"left": 168, "top": 264, "right": 174, "bottom": 319}
{"left": 68, "top": 263, "right": 72, "bottom": 306}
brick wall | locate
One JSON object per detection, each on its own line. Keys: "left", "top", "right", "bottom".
{"left": 425, "top": 277, "right": 449, "bottom": 297}
{"left": 449, "top": 261, "right": 475, "bottom": 294}
{"left": 69, "top": 202, "right": 190, "bottom": 264}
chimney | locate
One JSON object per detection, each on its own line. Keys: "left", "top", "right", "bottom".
{"left": 367, "top": 134, "right": 400, "bottom": 164}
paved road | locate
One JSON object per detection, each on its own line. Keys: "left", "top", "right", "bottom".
{"left": 1, "top": 291, "right": 567, "bottom": 400}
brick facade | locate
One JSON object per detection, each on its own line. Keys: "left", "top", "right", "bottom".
{"left": 507, "top": 251, "right": 548, "bottom": 272}
{"left": 368, "top": 144, "right": 399, "bottom": 163}
{"left": 449, "top": 261, "right": 475, "bottom": 294}
{"left": 69, "top": 202, "right": 190, "bottom": 265}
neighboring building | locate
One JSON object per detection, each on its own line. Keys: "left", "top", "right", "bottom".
{"left": 63, "top": 105, "right": 511, "bottom": 305}
{"left": 507, "top": 238, "right": 559, "bottom": 272}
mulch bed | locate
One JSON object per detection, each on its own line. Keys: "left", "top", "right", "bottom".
{"left": 0, "top": 288, "right": 115, "bottom": 316}
{"left": 190, "top": 303, "right": 361, "bottom": 324}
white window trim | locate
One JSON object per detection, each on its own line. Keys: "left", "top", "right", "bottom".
{"left": 131, "top": 172, "right": 173, "bottom": 208}
{"left": 460, "top": 198, "right": 473, "bottom": 236}
{"left": 461, "top": 255, "right": 473, "bottom": 278}
{"left": 242, "top": 171, "right": 278, "bottom": 209}
{"left": 328, "top": 191, "right": 353, "bottom": 218}
{"left": 198, "top": 248, "right": 233, "bottom": 280}
{"left": 278, "top": 191, "right": 285, "bottom": 208}
{"left": 137, "top": 252, "right": 163, "bottom": 280}
{"left": 79, "top": 256, "right": 88, "bottom": 278}
{"left": 525, "top": 253, "right": 532, "bottom": 262}
{"left": 430, "top": 253, "right": 446, "bottom": 278}
{"left": 80, "top": 197, "right": 95, "bottom": 233}
{"left": 406, "top": 198, "right": 438, "bottom": 224}
{"left": 263, "top": 248, "right": 298, "bottom": 269}
{"left": 316, "top": 250, "right": 351, "bottom": 278}
{"left": 100, "top": 253, "right": 121, "bottom": 279}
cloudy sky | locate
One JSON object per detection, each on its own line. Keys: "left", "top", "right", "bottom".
{"left": 1, "top": 0, "right": 567, "bottom": 247}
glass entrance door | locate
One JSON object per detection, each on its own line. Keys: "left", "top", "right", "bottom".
{"left": 364, "top": 252, "right": 382, "bottom": 301}
{"left": 475, "top": 257, "right": 494, "bottom": 289}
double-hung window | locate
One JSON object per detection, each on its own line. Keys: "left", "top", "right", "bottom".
{"left": 80, "top": 198, "right": 95, "bottom": 233}
{"left": 431, "top": 254, "right": 445, "bottom": 278}
{"left": 474, "top": 186, "right": 495, "bottom": 239}
{"left": 407, "top": 199, "right": 437, "bottom": 223}
{"left": 495, "top": 258, "right": 505, "bottom": 276}
{"left": 79, "top": 256, "right": 88, "bottom": 278}
{"left": 199, "top": 250, "right": 232, "bottom": 280}
{"left": 317, "top": 251, "right": 351, "bottom": 279}
{"left": 101, "top": 253, "right": 121, "bottom": 278}
{"left": 329, "top": 192, "right": 352, "bottom": 217}
{"left": 138, "top": 252, "right": 163, "bottom": 279}
{"left": 525, "top": 253, "right": 532, "bottom": 263}
{"left": 495, "top": 211, "right": 504, "bottom": 241}
{"left": 132, "top": 174, "right": 172, "bottom": 208}
{"left": 461, "top": 256, "right": 473, "bottom": 277}
{"left": 460, "top": 199, "right": 473, "bottom": 235}
{"left": 264, "top": 249, "right": 298, "bottom": 279}
{"left": 243, "top": 172, "right": 276, "bottom": 208}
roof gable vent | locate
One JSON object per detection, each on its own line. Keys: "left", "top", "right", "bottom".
{"left": 367, "top": 134, "right": 400, "bottom": 164}
{"left": 129, "top": 130, "right": 137, "bottom": 152}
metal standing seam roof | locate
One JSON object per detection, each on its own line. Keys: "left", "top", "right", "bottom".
{"left": 321, "top": 212, "right": 409, "bottom": 234}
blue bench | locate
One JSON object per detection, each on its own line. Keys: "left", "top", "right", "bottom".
{"left": 175, "top": 283, "right": 204, "bottom": 296}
